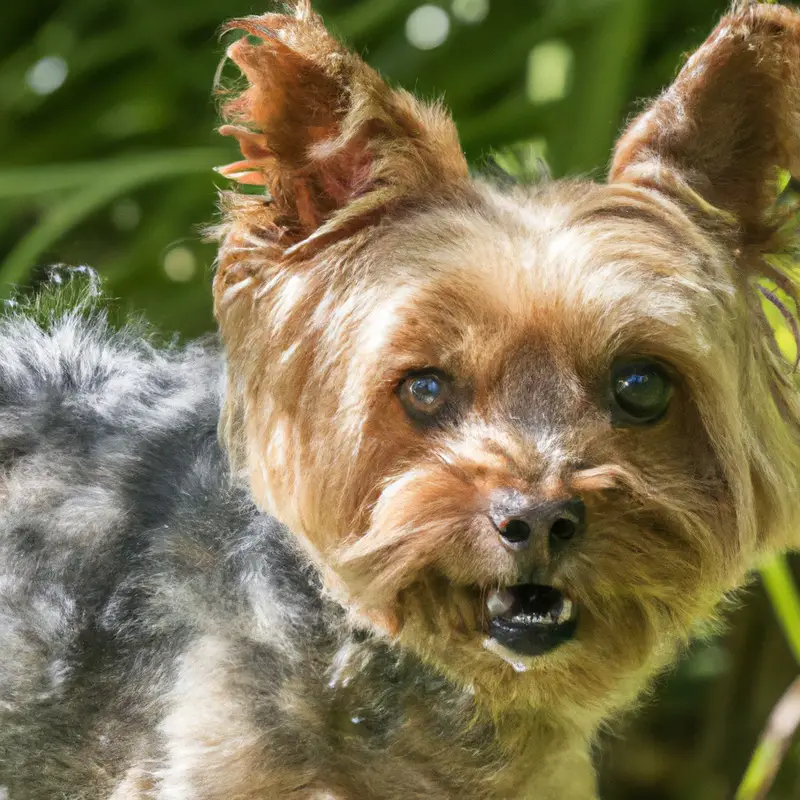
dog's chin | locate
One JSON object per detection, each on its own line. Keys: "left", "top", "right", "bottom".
{"left": 483, "top": 584, "right": 579, "bottom": 659}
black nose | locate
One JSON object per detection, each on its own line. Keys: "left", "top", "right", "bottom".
{"left": 491, "top": 497, "right": 586, "bottom": 551}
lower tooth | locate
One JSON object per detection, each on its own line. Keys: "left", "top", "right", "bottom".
{"left": 513, "top": 613, "right": 553, "bottom": 626}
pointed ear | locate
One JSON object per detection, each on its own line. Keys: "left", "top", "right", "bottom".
{"left": 216, "top": 1, "right": 468, "bottom": 255}
{"left": 609, "top": 3, "right": 800, "bottom": 236}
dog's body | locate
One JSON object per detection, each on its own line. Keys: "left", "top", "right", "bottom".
{"left": 4, "top": 2, "right": 800, "bottom": 798}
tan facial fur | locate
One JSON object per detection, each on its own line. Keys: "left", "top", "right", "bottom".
{"left": 213, "top": 0, "right": 800, "bottom": 773}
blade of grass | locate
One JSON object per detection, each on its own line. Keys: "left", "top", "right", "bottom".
{"left": 557, "top": 0, "right": 647, "bottom": 175}
{"left": 1, "top": 181, "right": 142, "bottom": 288}
{"left": 0, "top": 148, "right": 228, "bottom": 289}
{"left": 335, "top": 0, "right": 417, "bottom": 39}
{"left": 735, "top": 556, "right": 800, "bottom": 799}
{"left": 735, "top": 676, "right": 800, "bottom": 800}
{"left": 761, "top": 555, "right": 800, "bottom": 665}
{"left": 0, "top": 148, "right": 228, "bottom": 198}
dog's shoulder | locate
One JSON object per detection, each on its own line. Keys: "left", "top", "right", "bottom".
{"left": 0, "top": 272, "right": 322, "bottom": 642}
{"left": 0, "top": 272, "right": 221, "bottom": 467}
{"left": 0, "top": 274, "right": 227, "bottom": 652}
{"left": 0, "top": 276, "right": 334, "bottom": 795}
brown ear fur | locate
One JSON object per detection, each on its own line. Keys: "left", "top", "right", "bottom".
{"left": 211, "top": 2, "right": 470, "bottom": 493}
{"left": 610, "top": 2, "right": 800, "bottom": 237}
{"left": 216, "top": 1, "right": 468, "bottom": 257}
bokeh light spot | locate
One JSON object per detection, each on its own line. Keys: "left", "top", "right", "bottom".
{"left": 26, "top": 56, "right": 68, "bottom": 96}
{"left": 451, "top": 0, "right": 489, "bottom": 24}
{"left": 110, "top": 199, "right": 142, "bottom": 232}
{"left": 527, "top": 40, "right": 573, "bottom": 105}
{"left": 406, "top": 5, "right": 451, "bottom": 51}
{"left": 163, "top": 246, "right": 197, "bottom": 283}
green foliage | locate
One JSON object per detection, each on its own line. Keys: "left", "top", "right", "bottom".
{"left": 0, "top": 0, "right": 731, "bottom": 336}
{"left": 761, "top": 557, "right": 800, "bottom": 666}
{"left": 735, "top": 559, "right": 800, "bottom": 799}
{"left": 3, "top": 0, "right": 800, "bottom": 798}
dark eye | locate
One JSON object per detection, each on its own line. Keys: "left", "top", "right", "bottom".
{"left": 610, "top": 360, "right": 672, "bottom": 425}
{"left": 398, "top": 372, "right": 449, "bottom": 419}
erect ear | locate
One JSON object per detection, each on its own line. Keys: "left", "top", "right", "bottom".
{"left": 216, "top": 0, "right": 468, "bottom": 255}
{"left": 609, "top": 2, "right": 800, "bottom": 238}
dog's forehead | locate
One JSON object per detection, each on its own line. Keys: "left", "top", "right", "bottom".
{"left": 365, "top": 180, "right": 716, "bottom": 368}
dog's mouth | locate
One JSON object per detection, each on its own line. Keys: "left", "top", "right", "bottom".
{"left": 485, "top": 584, "right": 578, "bottom": 657}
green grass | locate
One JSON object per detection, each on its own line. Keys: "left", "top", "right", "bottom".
{"left": 736, "top": 557, "right": 800, "bottom": 799}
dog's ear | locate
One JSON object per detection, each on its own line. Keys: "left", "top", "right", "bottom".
{"left": 212, "top": 2, "right": 468, "bottom": 477}
{"left": 610, "top": 3, "right": 800, "bottom": 237}
{"left": 216, "top": 1, "right": 467, "bottom": 256}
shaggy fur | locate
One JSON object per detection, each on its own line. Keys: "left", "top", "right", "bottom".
{"left": 3, "top": 2, "right": 800, "bottom": 798}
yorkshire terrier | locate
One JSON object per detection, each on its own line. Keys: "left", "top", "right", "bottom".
{"left": 2, "top": 1, "right": 800, "bottom": 798}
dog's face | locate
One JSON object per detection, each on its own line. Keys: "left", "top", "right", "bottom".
{"left": 214, "top": 2, "right": 800, "bottom": 717}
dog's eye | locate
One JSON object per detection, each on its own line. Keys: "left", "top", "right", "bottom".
{"left": 398, "top": 373, "right": 449, "bottom": 418}
{"left": 610, "top": 360, "right": 672, "bottom": 424}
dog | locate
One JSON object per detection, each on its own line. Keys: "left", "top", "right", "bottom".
{"left": 2, "top": 1, "right": 800, "bottom": 798}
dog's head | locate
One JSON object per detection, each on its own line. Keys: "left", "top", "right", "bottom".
{"left": 213, "top": 1, "right": 800, "bottom": 718}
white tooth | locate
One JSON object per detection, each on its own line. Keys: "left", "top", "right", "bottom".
{"left": 486, "top": 589, "right": 515, "bottom": 618}
{"left": 557, "top": 598, "right": 574, "bottom": 625}
{"left": 511, "top": 612, "right": 553, "bottom": 627}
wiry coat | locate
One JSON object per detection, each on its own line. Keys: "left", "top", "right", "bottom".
{"left": 0, "top": 296, "right": 591, "bottom": 799}
{"left": 5, "top": 2, "right": 800, "bottom": 798}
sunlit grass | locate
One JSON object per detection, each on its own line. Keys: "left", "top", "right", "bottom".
{"left": 761, "top": 557, "right": 800, "bottom": 666}
{"left": 735, "top": 557, "right": 800, "bottom": 800}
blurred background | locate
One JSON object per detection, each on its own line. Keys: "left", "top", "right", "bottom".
{"left": 2, "top": 0, "right": 800, "bottom": 796}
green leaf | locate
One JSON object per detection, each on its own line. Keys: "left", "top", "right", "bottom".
{"left": 0, "top": 149, "right": 228, "bottom": 289}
